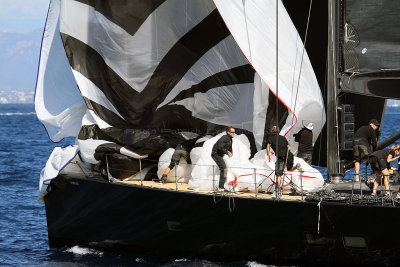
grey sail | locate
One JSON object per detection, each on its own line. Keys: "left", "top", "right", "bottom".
{"left": 332, "top": 0, "right": 400, "bottom": 174}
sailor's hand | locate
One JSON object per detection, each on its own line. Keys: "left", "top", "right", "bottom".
{"left": 268, "top": 155, "right": 271, "bottom": 162}
{"left": 228, "top": 151, "right": 232, "bottom": 157}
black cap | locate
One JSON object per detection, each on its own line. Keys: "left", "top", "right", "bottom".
{"left": 369, "top": 119, "right": 380, "bottom": 126}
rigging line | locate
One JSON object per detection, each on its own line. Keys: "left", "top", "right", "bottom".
{"left": 290, "top": 0, "right": 313, "bottom": 127}
{"left": 77, "top": 162, "right": 90, "bottom": 178}
{"left": 283, "top": 0, "right": 312, "bottom": 173}
{"left": 275, "top": 0, "right": 279, "bottom": 194}
{"left": 213, "top": 191, "right": 223, "bottom": 204}
{"left": 228, "top": 194, "right": 236, "bottom": 212}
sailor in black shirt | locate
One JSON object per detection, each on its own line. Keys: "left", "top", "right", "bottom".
{"left": 368, "top": 144, "right": 400, "bottom": 196}
{"left": 211, "top": 127, "right": 235, "bottom": 191}
{"left": 353, "top": 119, "right": 379, "bottom": 180}
{"left": 294, "top": 122, "right": 314, "bottom": 164}
{"left": 160, "top": 138, "right": 198, "bottom": 183}
{"left": 267, "top": 126, "right": 298, "bottom": 197}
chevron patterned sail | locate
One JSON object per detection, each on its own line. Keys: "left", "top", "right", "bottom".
{"left": 36, "top": 0, "right": 324, "bottom": 168}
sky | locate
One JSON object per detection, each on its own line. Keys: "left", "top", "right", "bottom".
{"left": 0, "top": 0, "right": 50, "bottom": 33}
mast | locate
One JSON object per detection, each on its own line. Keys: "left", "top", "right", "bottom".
{"left": 326, "top": 0, "right": 342, "bottom": 183}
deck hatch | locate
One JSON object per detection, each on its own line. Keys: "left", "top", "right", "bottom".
{"left": 343, "top": 236, "right": 367, "bottom": 249}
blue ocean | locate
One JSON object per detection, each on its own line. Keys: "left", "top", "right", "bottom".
{"left": 0, "top": 103, "right": 399, "bottom": 266}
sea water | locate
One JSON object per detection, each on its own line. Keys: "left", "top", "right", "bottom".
{"left": 0, "top": 103, "right": 399, "bottom": 266}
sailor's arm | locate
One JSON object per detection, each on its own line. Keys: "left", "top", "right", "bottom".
{"left": 267, "top": 143, "right": 271, "bottom": 162}
{"left": 387, "top": 154, "right": 400, "bottom": 163}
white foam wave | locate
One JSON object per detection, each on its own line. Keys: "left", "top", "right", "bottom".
{"left": 65, "top": 245, "right": 103, "bottom": 256}
{"left": 247, "top": 261, "right": 270, "bottom": 267}
{"left": 174, "top": 258, "right": 190, "bottom": 263}
{"left": 0, "top": 112, "right": 36, "bottom": 116}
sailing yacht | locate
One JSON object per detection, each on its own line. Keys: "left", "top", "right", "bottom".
{"left": 35, "top": 0, "right": 400, "bottom": 266}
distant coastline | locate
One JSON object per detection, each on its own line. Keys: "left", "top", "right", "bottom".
{"left": 0, "top": 91, "right": 34, "bottom": 104}
{"left": 0, "top": 91, "right": 399, "bottom": 108}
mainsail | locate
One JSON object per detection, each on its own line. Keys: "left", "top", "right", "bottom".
{"left": 35, "top": 0, "right": 325, "bottom": 167}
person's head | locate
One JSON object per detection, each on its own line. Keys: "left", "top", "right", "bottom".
{"left": 226, "top": 126, "right": 235, "bottom": 137}
{"left": 391, "top": 144, "right": 400, "bottom": 156}
{"left": 271, "top": 125, "right": 280, "bottom": 135}
{"left": 369, "top": 119, "right": 380, "bottom": 130}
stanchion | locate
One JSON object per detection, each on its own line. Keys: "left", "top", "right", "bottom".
{"left": 139, "top": 159, "right": 142, "bottom": 186}
{"left": 254, "top": 168, "right": 257, "bottom": 198}
{"left": 300, "top": 169, "right": 304, "bottom": 201}
{"left": 350, "top": 173, "right": 355, "bottom": 204}
{"left": 213, "top": 165, "right": 215, "bottom": 192}
{"left": 359, "top": 170, "right": 364, "bottom": 204}
{"left": 380, "top": 174, "right": 384, "bottom": 206}
{"left": 386, "top": 173, "right": 395, "bottom": 206}
{"left": 175, "top": 166, "right": 178, "bottom": 191}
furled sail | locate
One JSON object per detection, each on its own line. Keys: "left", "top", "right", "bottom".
{"left": 36, "top": 0, "right": 325, "bottom": 166}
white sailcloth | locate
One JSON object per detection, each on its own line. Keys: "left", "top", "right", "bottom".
{"left": 34, "top": 0, "right": 86, "bottom": 142}
{"left": 214, "top": 0, "right": 326, "bottom": 151}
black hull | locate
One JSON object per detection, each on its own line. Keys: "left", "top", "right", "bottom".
{"left": 45, "top": 176, "right": 400, "bottom": 266}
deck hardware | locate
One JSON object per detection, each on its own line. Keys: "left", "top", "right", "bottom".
{"left": 343, "top": 236, "right": 367, "bottom": 249}
{"left": 305, "top": 232, "right": 327, "bottom": 246}
{"left": 167, "top": 221, "right": 182, "bottom": 232}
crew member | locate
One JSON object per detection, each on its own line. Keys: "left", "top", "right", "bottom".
{"left": 160, "top": 138, "right": 198, "bottom": 184}
{"left": 353, "top": 119, "right": 379, "bottom": 181}
{"left": 368, "top": 144, "right": 400, "bottom": 196}
{"left": 211, "top": 127, "right": 235, "bottom": 192}
{"left": 267, "top": 126, "right": 300, "bottom": 197}
{"left": 294, "top": 122, "right": 314, "bottom": 164}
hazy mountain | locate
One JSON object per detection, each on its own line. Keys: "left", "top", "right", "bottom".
{"left": 0, "top": 29, "right": 43, "bottom": 92}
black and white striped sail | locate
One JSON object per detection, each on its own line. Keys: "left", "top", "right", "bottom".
{"left": 35, "top": 0, "right": 325, "bottom": 164}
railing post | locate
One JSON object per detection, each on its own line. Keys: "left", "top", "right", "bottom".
{"left": 359, "top": 172, "right": 363, "bottom": 204}
{"left": 274, "top": 167, "right": 278, "bottom": 197}
{"left": 175, "top": 165, "right": 178, "bottom": 191}
{"left": 254, "top": 168, "right": 257, "bottom": 198}
{"left": 213, "top": 165, "right": 215, "bottom": 192}
{"left": 380, "top": 174, "right": 384, "bottom": 205}
{"left": 387, "top": 173, "right": 395, "bottom": 206}
{"left": 300, "top": 169, "right": 304, "bottom": 201}
{"left": 350, "top": 173, "right": 355, "bottom": 204}
{"left": 139, "top": 159, "right": 142, "bottom": 187}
